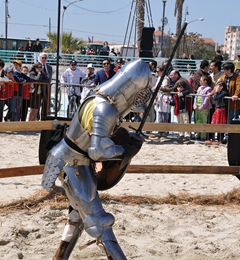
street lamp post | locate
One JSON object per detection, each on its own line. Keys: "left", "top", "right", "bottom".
{"left": 5, "top": 0, "right": 11, "bottom": 50}
{"left": 60, "top": 0, "right": 83, "bottom": 54}
{"left": 160, "top": 0, "right": 168, "bottom": 57}
{"left": 182, "top": 6, "right": 189, "bottom": 54}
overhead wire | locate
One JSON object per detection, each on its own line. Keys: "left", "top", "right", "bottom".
{"left": 14, "top": 0, "right": 132, "bottom": 41}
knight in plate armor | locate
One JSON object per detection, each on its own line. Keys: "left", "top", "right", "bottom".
{"left": 42, "top": 59, "right": 153, "bottom": 260}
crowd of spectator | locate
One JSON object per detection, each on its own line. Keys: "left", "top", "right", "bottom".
{"left": 0, "top": 51, "right": 52, "bottom": 122}
{"left": 1, "top": 47, "right": 240, "bottom": 147}
{"left": 147, "top": 51, "right": 240, "bottom": 145}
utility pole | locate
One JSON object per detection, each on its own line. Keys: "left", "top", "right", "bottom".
{"left": 5, "top": 0, "right": 11, "bottom": 50}
{"left": 49, "top": 17, "right": 51, "bottom": 35}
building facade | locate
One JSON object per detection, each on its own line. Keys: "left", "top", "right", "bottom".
{"left": 224, "top": 26, "right": 240, "bottom": 60}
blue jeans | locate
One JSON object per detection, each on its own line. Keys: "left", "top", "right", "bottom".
{"left": 0, "top": 98, "right": 15, "bottom": 122}
{"left": 158, "top": 112, "right": 169, "bottom": 136}
{"left": 13, "top": 95, "right": 22, "bottom": 121}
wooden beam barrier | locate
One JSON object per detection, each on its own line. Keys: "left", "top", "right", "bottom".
{"left": 0, "top": 165, "right": 239, "bottom": 179}
{"left": 0, "top": 121, "right": 240, "bottom": 133}
{"left": 122, "top": 122, "right": 240, "bottom": 134}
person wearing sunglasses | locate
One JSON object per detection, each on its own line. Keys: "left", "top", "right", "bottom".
{"left": 38, "top": 52, "right": 53, "bottom": 118}
{"left": 28, "top": 62, "right": 49, "bottom": 121}
{"left": 114, "top": 58, "right": 124, "bottom": 72}
{"left": 93, "top": 58, "right": 116, "bottom": 86}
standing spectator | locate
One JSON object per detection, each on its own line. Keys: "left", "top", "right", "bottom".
{"left": 187, "top": 55, "right": 197, "bottom": 71}
{"left": 96, "top": 49, "right": 100, "bottom": 55}
{"left": 0, "top": 59, "right": 7, "bottom": 80}
{"left": 188, "top": 71, "right": 195, "bottom": 92}
{"left": 102, "top": 41, "right": 110, "bottom": 52}
{"left": 16, "top": 47, "right": 25, "bottom": 62}
{"left": 192, "top": 60, "right": 210, "bottom": 126}
{"left": 156, "top": 91, "right": 172, "bottom": 137}
{"left": 155, "top": 66, "right": 171, "bottom": 137}
{"left": 193, "top": 60, "right": 210, "bottom": 93}
{"left": 181, "top": 53, "right": 188, "bottom": 59}
{"left": 12, "top": 60, "right": 34, "bottom": 121}
{"left": 108, "top": 57, "right": 115, "bottom": 71}
{"left": 167, "top": 81, "right": 192, "bottom": 141}
{"left": 28, "top": 62, "right": 48, "bottom": 121}
{"left": 86, "top": 48, "right": 92, "bottom": 55}
{"left": 206, "top": 59, "right": 224, "bottom": 141}
{"left": 210, "top": 59, "right": 224, "bottom": 86}
{"left": 39, "top": 52, "right": 53, "bottom": 118}
{"left": 21, "top": 66, "right": 31, "bottom": 121}
{"left": 175, "top": 53, "right": 189, "bottom": 72}
{"left": 145, "top": 60, "right": 157, "bottom": 125}
{"left": 32, "top": 38, "right": 43, "bottom": 52}
{"left": 187, "top": 71, "right": 195, "bottom": 124}
{"left": 0, "top": 67, "right": 15, "bottom": 122}
{"left": 25, "top": 40, "right": 33, "bottom": 63}
{"left": 162, "top": 59, "right": 173, "bottom": 77}
{"left": 60, "top": 60, "right": 86, "bottom": 107}
{"left": 189, "top": 54, "right": 195, "bottom": 59}
{"left": 39, "top": 52, "right": 53, "bottom": 83}
{"left": 80, "top": 63, "right": 96, "bottom": 104}
{"left": 214, "top": 50, "right": 223, "bottom": 61}
{"left": 233, "top": 55, "right": 240, "bottom": 70}
{"left": 206, "top": 82, "right": 228, "bottom": 145}
{"left": 162, "top": 70, "right": 192, "bottom": 124}
{"left": 148, "top": 60, "right": 157, "bottom": 73}
{"left": 193, "top": 75, "right": 212, "bottom": 140}
{"left": 167, "top": 70, "right": 192, "bottom": 93}
{"left": 93, "top": 58, "right": 116, "bottom": 86}
{"left": 109, "top": 48, "right": 117, "bottom": 56}
{"left": 114, "top": 58, "right": 124, "bottom": 72}
{"left": 218, "top": 62, "right": 240, "bottom": 144}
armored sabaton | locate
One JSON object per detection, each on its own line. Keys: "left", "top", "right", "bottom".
{"left": 42, "top": 59, "right": 153, "bottom": 260}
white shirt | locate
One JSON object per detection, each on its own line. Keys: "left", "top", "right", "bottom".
{"left": 60, "top": 67, "right": 86, "bottom": 96}
{"left": 0, "top": 69, "right": 9, "bottom": 82}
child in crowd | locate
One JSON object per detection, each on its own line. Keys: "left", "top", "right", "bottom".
{"left": 157, "top": 90, "right": 172, "bottom": 137}
{"left": 0, "top": 67, "right": 16, "bottom": 122}
{"left": 193, "top": 75, "right": 212, "bottom": 140}
{"left": 188, "top": 71, "right": 195, "bottom": 93}
{"left": 207, "top": 81, "right": 228, "bottom": 145}
{"left": 188, "top": 70, "right": 195, "bottom": 124}
{"left": 12, "top": 60, "right": 33, "bottom": 121}
{"left": 21, "top": 65, "right": 31, "bottom": 121}
{"left": 167, "top": 82, "right": 191, "bottom": 141}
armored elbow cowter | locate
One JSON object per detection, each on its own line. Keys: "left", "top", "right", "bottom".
{"left": 88, "top": 101, "right": 124, "bottom": 161}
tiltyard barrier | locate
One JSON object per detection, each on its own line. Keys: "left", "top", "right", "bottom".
{"left": 0, "top": 120, "right": 240, "bottom": 179}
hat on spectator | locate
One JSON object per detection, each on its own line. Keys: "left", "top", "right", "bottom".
{"left": 70, "top": 60, "right": 77, "bottom": 65}
{"left": 5, "top": 67, "right": 14, "bottom": 73}
{"left": 12, "top": 60, "right": 22, "bottom": 66}
{"left": 87, "top": 63, "right": 94, "bottom": 69}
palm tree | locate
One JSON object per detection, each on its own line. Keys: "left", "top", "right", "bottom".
{"left": 174, "top": 0, "right": 184, "bottom": 58}
{"left": 46, "top": 32, "right": 86, "bottom": 53}
{"left": 136, "top": 0, "right": 145, "bottom": 55}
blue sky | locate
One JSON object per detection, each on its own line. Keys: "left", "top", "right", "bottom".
{"left": 0, "top": 0, "right": 239, "bottom": 46}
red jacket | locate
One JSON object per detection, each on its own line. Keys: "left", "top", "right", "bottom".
{"left": 172, "top": 93, "right": 192, "bottom": 116}
{"left": 0, "top": 81, "right": 17, "bottom": 99}
{"left": 22, "top": 83, "right": 31, "bottom": 99}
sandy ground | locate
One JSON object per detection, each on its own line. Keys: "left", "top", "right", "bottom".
{"left": 0, "top": 131, "right": 240, "bottom": 260}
